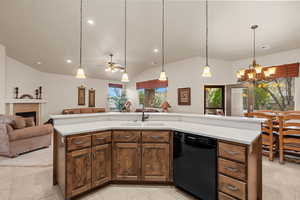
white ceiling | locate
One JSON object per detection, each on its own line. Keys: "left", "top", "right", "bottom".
{"left": 0, "top": 0, "right": 300, "bottom": 80}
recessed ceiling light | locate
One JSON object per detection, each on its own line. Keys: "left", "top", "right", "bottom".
{"left": 153, "top": 49, "right": 159, "bottom": 53}
{"left": 87, "top": 20, "right": 95, "bottom": 25}
{"left": 66, "top": 59, "right": 72, "bottom": 63}
{"left": 260, "top": 44, "right": 271, "bottom": 50}
{"left": 36, "top": 61, "right": 42, "bottom": 65}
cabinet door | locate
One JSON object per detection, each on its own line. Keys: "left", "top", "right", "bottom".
{"left": 66, "top": 148, "right": 92, "bottom": 198}
{"left": 113, "top": 143, "right": 140, "bottom": 181}
{"left": 142, "top": 143, "right": 170, "bottom": 182}
{"left": 92, "top": 144, "right": 111, "bottom": 188}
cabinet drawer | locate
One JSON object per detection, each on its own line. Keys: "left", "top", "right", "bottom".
{"left": 142, "top": 131, "right": 170, "bottom": 143}
{"left": 219, "top": 142, "right": 246, "bottom": 163}
{"left": 219, "top": 192, "right": 238, "bottom": 200}
{"left": 219, "top": 175, "right": 246, "bottom": 200}
{"left": 113, "top": 131, "right": 140, "bottom": 142}
{"left": 67, "top": 135, "right": 91, "bottom": 152}
{"left": 218, "top": 158, "right": 246, "bottom": 181}
{"left": 92, "top": 131, "right": 111, "bottom": 146}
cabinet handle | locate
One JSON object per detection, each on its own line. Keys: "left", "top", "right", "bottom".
{"left": 73, "top": 140, "right": 83, "bottom": 145}
{"left": 92, "top": 152, "right": 96, "bottom": 159}
{"left": 225, "top": 150, "right": 240, "bottom": 155}
{"left": 96, "top": 137, "right": 105, "bottom": 140}
{"left": 120, "top": 135, "right": 131, "bottom": 138}
{"left": 226, "top": 184, "right": 238, "bottom": 191}
{"left": 150, "top": 136, "right": 163, "bottom": 139}
{"left": 224, "top": 166, "right": 239, "bottom": 172}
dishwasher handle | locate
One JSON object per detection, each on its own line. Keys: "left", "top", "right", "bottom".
{"left": 184, "top": 135, "right": 217, "bottom": 148}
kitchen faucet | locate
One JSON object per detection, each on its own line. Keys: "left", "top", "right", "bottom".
{"left": 141, "top": 104, "right": 149, "bottom": 122}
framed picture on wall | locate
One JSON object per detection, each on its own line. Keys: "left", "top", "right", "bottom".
{"left": 78, "top": 85, "right": 86, "bottom": 105}
{"left": 89, "top": 88, "right": 95, "bottom": 107}
{"left": 178, "top": 87, "right": 191, "bottom": 105}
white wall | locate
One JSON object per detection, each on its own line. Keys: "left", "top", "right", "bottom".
{"left": 233, "top": 48, "right": 300, "bottom": 110}
{"left": 0, "top": 44, "right": 6, "bottom": 114}
{"left": 41, "top": 73, "right": 110, "bottom": 119}
{"left": 127, "top": 57, "right": 234, "bottom": 114}
{"left": 5, "top": 57, "right": 44, "bottom": 99}
{"left": 5, "top": 56, "right": 117, "bottom": 122}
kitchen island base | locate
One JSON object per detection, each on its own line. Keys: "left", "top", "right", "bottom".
{"left": 53, "top": 129, "right": 261, "bottom": 200}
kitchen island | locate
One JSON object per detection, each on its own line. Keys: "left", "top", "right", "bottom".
{"left": 51, "top": 112, "right": 263, "bottom": 200}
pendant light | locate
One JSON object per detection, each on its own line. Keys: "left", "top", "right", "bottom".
{"left": 202, "top": 0, "right": 212, "bottom": 78}
{"left": 121, "top": 0, "right": 129, "bottom": 82}
{"left": 159, "top": 0, "right": 167, "bottom": 81}
{"left": 76, "top": 0, "right": 86, "bottom": 79}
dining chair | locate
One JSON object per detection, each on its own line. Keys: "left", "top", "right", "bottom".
{"left": 246, "top": 112, "right": 279, "bottom": 161}
{"left": 279, "top": 114, "right": 300, "bottom": 164}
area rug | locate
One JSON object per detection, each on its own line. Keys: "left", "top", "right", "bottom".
{"left": 0, "top": 145, "right": 53, "bottom": 167}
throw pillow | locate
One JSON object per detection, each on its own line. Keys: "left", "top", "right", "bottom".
{"left": 24, "top": 117, "right": 35, "bottom": 127}
{"left": 12, "top": 116, "right": 26, "bottom": 129}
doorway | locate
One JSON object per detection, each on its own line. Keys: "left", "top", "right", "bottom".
{"left": 225, "top": 83, "right": 254, "bottom": 116}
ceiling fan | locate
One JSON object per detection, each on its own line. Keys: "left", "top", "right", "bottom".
{"left": 105, "top": 54, "right": 125, "bottom": 73}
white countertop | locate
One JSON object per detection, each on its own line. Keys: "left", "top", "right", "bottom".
{"left": 54, "top": 120, "right": 261, "bottom": 145}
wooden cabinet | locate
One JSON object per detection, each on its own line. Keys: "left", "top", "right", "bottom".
{"left": 112, "top": 143, "right": 140, "bottom": 181}
{"left": 92, "top": 144, "right": 111, "bottom": 188}
{"left": 66, "top": 148, "right": 92, "bottom": 197}
{"left": 141, "top": 143, "right": 170, "bottom": 182}
{"left": 218, "top": 137, "right": 262, "bottom": 200}
{"left": 112, "top": 130, "right": 171, "bottom": 182}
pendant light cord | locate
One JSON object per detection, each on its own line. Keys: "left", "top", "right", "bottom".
{"left": 162, "top": 0, "right": 165, "bottom": 72}
{"left": 79, "top": 0, "right": 83, "bottom": 68}
{"left": 253, "top": 27, "right": 256, "bottom": 62}
{"left": 124, "top": 0, "right": 127, "bottom": 73}
{"left": 205, "top": 0, "right": 208, "bottom": 66}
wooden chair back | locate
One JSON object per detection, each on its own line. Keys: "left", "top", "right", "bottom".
{"left": 279, "top": 114, "right": 300, "bottom": 135}
{"left": 246, "top": 112, "right": 275, "bottom": 134}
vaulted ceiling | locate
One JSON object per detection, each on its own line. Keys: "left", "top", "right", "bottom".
{"left": 0, "top": 0, "right": 300, "bottom": 80}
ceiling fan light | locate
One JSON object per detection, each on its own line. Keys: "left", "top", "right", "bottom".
{"left": 76, "top": 68, "right": 86, "bottom": 79}
{"left": 159, "top": 71, "right": 167, "bottom": 81}
{"left": 121, "top": 72, "right": 129, "bottom": 82}
{"left": 202, "top": 66, "right": 212, "bottom": 78}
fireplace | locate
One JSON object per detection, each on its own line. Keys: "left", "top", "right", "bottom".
{"left": 5, "top": 100, "right": 47, "bottom": 125}
{"left": 15, "top": 111, "right": 37, "bottom": 125}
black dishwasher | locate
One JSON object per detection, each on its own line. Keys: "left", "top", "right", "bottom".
{"left": 173, "top": 132, "right": 217, "bottom": 200}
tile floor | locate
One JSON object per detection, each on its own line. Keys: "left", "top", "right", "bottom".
{"left": 0, "top": 152, "right": 299, "bottom": 200}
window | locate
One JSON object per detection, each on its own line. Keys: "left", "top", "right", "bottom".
{"left": 138, "top": 87, "right": 167, "bottom": 108}
{"left": 108, "top": 83, "right": 126, "bottom": 111}
{"left": 204, "top": 85, "right": 225, "bottom": 115}
{"left": 136, "top": 79, "right": 168, "bottom": 108}
{"left": 253, "top": 77, "right": 295, "bottom": 111}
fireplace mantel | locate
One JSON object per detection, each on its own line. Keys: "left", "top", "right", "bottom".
{"left": 5, "top": 99, "right": 48, "bottom": 104}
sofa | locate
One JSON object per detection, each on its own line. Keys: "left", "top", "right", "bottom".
{"left": 62, "top": 107, "right": 106, "bottom": 114}
{"left": 0, "top": 115, "right": 53, "bottom": 157}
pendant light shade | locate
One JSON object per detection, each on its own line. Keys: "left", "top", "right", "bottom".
{"left": 202, "top": 0, "right": 212, "bottom": 78}
{"left": 159, "top": 71, "right": 167, "bottom": 81}
{"left": 121, "top": 72, "right": 129, "bottom": 82}
{"left": 76, "top": 68, "right": 86, "bottom": 79}
{"left": 121, "top": 0, "right": 130, "bottom": 82}
{"left": 158, "top": 0, "right": 167, "bottom": 81}
{"left": 76, "top": 0, "right": 86, "bottom": 79}
{"left": 202, "top": 65, "right": 212, "bottom": 77}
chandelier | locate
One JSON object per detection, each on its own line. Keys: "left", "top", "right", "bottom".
{"left": 105, "top": 54, "right": 125, "bottom": 73}
{"left": 237, "top": 25, "right": 276, "bottom": 82}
